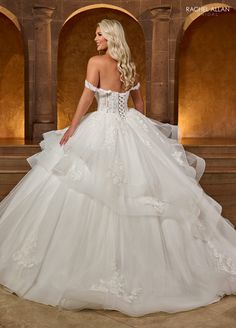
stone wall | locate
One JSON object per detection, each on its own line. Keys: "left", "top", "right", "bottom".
{"left": 0, "top": 0, "right": 235, "bottom": 139}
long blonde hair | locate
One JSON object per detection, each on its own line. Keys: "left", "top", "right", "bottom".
{"left": 97, "top": 19, "right": 136, "bottom": 91}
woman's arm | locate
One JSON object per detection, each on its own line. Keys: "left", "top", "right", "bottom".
{"left": 59, "top": 57, "right": 99, "bottom": 146}
{"left": 130, "top": 76, "right": 144, "bottom": 114}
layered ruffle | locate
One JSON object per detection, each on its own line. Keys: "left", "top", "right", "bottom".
{"left": 0, "top": 107, "right": 236, "bottom": 316}
{"left": 26, "top": 109, "right": 205, "bottom": 220}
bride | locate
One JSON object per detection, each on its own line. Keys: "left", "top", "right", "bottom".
{"left": 0, "top": 18, "right": 236, "bottom": 317}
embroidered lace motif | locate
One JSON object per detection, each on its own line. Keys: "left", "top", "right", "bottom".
{"left": 150, "top": 200, "right": 166, "bottom": 214}
{"left": 104, "top": 125, "right": 118, "bottom": 149}
{"left": 192, "top": 221, "right": 236, "bottom": 275}
{"left": 192, "top": 221, "right": 210, "bottom": 242}
{"left": 134, "top": 115, "right": 149, "bottom": 132}
{"left": 142, "top": 197, "right": 167, "bottom": 215}
{"left": 67, "top": 158, "right": 87, "bottom": 181}
{"left": 132, "top": 113, "right": 151, "bottom": 146}
{"left": 106, "top": 159, "right": 127, "bottom": 186}
{"left": 12, "top": 232, "right": 38, "bottom": 269}
{"left": 118, "top": 121, "right": 128, "bottom": 135}
{"left": 207, "top": 241, "right": 236, "bottom": 275}
{"left": 89, "top": 261, "right": 142, "bottom": 303}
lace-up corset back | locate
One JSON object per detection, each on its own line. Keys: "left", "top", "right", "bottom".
{"left": 85, "top": 80, "right": 140, "bottom": 119}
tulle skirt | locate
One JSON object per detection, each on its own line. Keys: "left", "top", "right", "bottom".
{"left": 0, "top": 108, "right": 236, "bottom": 316}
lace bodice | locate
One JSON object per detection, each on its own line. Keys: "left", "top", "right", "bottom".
{"left": 84, "top": 80, "right": 140, "bottom": 119}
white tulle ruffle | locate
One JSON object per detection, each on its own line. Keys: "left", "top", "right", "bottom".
{"left": 26, "top": 109, "right": 205, "bottom": 220}
{"left": 0, "top": 107, "right": 236, "bottom": 316}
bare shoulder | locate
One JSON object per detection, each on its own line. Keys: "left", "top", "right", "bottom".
{"left": 88, "top": 55, "right": 104, "bottom": 66}
{"left": 86, "top": 56, "right": 101, "bottom": 85}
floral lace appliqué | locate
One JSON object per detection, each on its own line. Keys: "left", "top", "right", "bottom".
{"left": 104, "top": 125, "right": 117, "bottom": 149}
{"left": 192, "top": 221, "right": 210, "bottom": 242}
{"left": 106, "top": 159, "right": 127, "bottom": 186}
{"left": 207, "top": 241, "right": 236, "bottom": 275}
{"left": 192, "top": 221, "right": 236, "bottom": 276}
{"left": 133, "top": 115, "right": 152, "bottom": 148}
{"left": 135, "top": 115, "right": 149, "bottom": 132}
{"left": 119, "top": 124, "right": 128, "bottom": 135}
{"left": 67, "top": 157, "right": 88, "bottom": 182}
{"left": 12, "top": 232, "right": 38, "bottom": 269}
{"left": 142, "top": 197, "right": 167, "bottom": 215}
{"left": 150, "top": 200, "right": 166, "bottom": 214}
{"left": 89, "top": 262, "right": 142, "bottom": 303}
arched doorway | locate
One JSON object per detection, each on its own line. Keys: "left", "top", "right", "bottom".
{"left": 0, "top": 6, "right": 24, "bottom": 138}
{"left": 57, "top": 4, "right": 146, "bottom": 129}
{"left": 178, "top": 3, "right": 236, "bottom": 138}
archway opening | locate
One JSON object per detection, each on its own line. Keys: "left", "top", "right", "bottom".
{"left": 0, "top": 7, "right": 24, "bottom": 139}
{"left": 57, "top": 5, "right": 146, "bottom": 129}
{"left": 178, "top": 4, "right": 236, "bottom": 138}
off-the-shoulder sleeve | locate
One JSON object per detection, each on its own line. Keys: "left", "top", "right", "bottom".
{"left": 131, "top": 82, "right": 140, "bottom": 91}
{"left": 84, "top": 80, "right": 98, "bottom": 92}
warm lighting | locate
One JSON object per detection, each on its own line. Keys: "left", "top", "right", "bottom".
{"left": 178, "top": 6, "right": 236, "bottom": 138}
{"left": 0, "top": 9, "right": 24, "bottom": 138}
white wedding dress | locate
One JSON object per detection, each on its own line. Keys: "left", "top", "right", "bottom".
{"left": 0, "top": 80, "right": 236, "bottom": 317}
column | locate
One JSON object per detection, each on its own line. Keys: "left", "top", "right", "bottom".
{"left": 150, "top": 5, "right": 171, "bottom": 122}
{"left": 32, "top": 5, "right": 55, "bottom": 139}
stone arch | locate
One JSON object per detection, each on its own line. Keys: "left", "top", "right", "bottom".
{"left": 63, "top": 4, "right": 138, "bottom": 25}
{"left": 183, "top": 3, "right": 232, "bottom": 32}
{"left": 178, "top": 3, "right": 236, "bottom": 138}
{"left": 0, "top": 6, "right": 24, "bottom": 138}
{"left": 57, "top": 4, "right": 145, "bottom": 129}
{"left": 0, "top": 5, "right": 21, "bottom": 31}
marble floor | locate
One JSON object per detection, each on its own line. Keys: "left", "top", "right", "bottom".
{"left": 0, "top": 286, "right": 236, "bottom": 328}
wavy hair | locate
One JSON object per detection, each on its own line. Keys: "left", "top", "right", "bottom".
{"left": 97, "top": 19, "right": 137, "bottom": 91}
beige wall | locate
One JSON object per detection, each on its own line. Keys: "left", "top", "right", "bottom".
{"left": 178, "top": 9, "right": 236, "bottom": 138}
{"left": 0, "top": 13, "right": 24, "bottom": 138}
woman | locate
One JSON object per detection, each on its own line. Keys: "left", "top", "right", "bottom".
{"left": 0, "top": 19, "right": 236, "bottom": 317}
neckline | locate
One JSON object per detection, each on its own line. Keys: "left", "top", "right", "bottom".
{"left": 99, "top": 81, "right": 140, "bottom": 93}
{"left": 85, "top": 79, "right": 132, "bottom": 94}
{"left": 97, "top": 86, "right": 130, "bottom": 95}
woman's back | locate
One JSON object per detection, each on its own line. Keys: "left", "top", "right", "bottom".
{"left": 96, "top": 54, "right": 125, "bottom": 92}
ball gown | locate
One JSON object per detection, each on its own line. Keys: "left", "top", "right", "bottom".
{"left": 0, "top": 80, "right": 236, "bottom": 317}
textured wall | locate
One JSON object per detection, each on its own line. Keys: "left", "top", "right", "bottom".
{"left": 0, "top": 0, "right": 236, "bottom": 137}
{"left": 0, "top": 13, "right": 24, "bottom": 138}
{"left": 178, "top": 9, "right": 236, "bottom": 138}
{"left": 57, "top": 7, "right": 145, "bottom": 129}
